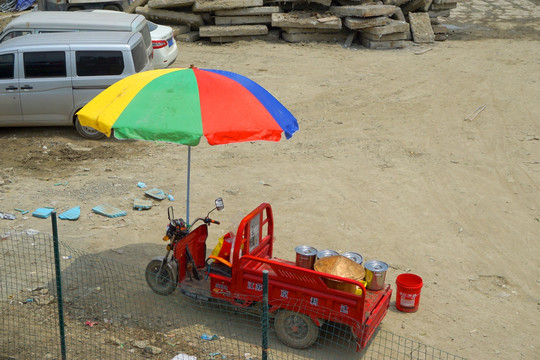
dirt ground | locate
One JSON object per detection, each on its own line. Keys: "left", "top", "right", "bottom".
{"left": 1, "top": 1, "right": 539, "bottom": 359}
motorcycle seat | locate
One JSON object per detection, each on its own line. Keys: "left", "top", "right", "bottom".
{"left": 207, "top": 261, "right": 232, "bottom": 278}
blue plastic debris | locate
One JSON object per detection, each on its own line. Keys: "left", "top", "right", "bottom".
{"left": 137, "top": 182, "right": 147, "bottom": 188}
{"left": 168, "top": 194, "right": 175, "bottom": 201}
{"left": 59, "top": 206, "right": 80, "bottom": 221}
{"left": 133, "top": 199, "right": 152, "bottom": 211}
{"left": 200, "top": 333, "right": 218, "bottom": 341}
{"left": 32, "top": 208, "right": 54, "bottom": 219}
{"left": 145, "top": 188, "right": 167, "bottom": 200}
{"left": 92, "top": 204, "right": 127, "bottom": 218}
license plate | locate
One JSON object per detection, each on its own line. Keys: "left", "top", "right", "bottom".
{"left": 167, "top": 38, "right": 174, "bottom": 47}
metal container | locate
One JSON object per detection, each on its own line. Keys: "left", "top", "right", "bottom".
{"left": 295, "top": 245, "right": 317, "bottom": 269}
{"left": 316, "top": 249, "right": 339, "bottom": 260}
{"left": 341, "top": 251, "right": 363, "bottom": 265}
{"left": 364, "top": 260, "right": 388, "bottom": 291}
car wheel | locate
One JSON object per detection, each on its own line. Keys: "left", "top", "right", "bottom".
{"left": 67, "top": 6, "right": 83, "bottom": 11}
{"left": 274, "top": 310, "right": 319, "bottom": 349}
{"left": 75, "top": 116, "right": 105, "bottom": 140}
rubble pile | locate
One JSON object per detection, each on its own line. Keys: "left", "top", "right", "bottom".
{"left": 130, "top": 0, "right": 459, "bottom": 47}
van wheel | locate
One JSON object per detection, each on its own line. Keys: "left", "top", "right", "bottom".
{"left": 67, "top": 7, "right": 82, "bottom": 11}
{"left": 75, "top": 117, "right": 105, "bottom": 140}
{"left": 274, "top": 310, "right": 319, "bottom": 349}
{"left": 103, "top": 4, "right": 121, "bottom": 11}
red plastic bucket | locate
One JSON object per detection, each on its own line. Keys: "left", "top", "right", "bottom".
{"left": 395, "top": 273, "right": 423, "bottom": 312}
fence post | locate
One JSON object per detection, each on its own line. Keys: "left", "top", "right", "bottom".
{"left": 52, "top": 212, "right": 67, "bottom": 360}
{"left": 262, "top": 270, "right": 269, "bottom": 360}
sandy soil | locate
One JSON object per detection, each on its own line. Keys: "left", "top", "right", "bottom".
{"left": 1, "top": 1, "right": 539, "bottom": 359}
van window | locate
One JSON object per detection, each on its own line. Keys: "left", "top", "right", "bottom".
{"left": 24, "top": 51, "right": 66, "bottom": 78}
{"left": 76, "top": 50, "right": 124, "bottom": 76}
{"left": 0, "top": 54, "right": 14, "bottom": 79}
{"left": 141, "top": 26, "right": 152, "bottom": 54}
{"left": 0, "top": 30, "right": 31, "bottom": 43}
{"left": 131, "top": 40, "right": 147, "bottom": 73}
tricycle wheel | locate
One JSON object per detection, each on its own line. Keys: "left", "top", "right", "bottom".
{"left": 145, "top": 260, "right": 177, "bottom": 295}
{"left": 274, "top": 310, "right": 319, "bottom": 349}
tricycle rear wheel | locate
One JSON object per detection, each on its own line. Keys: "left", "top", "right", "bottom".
{"left": 274, "top": 310, "right": 319, "bottom": 349}
{"left": 145, "top": 260, "right": 177, "bottom": 295}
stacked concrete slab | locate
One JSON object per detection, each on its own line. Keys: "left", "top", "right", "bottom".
{"left": 133, "top": 0, "right": 460, "bottom": 48}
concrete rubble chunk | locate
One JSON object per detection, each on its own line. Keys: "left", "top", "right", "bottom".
{"left": 282, "top": 27, "right": 343, "bottom": 34}
{"left": 360, "top": 37, "right": 409, "bottom": 49}
{"left": 148, "top": 0, "right": 194, "bottom": 9}
{"left": 282, "top": 31, "right": 349, "bottom": 43}
{"left": 171, "top": 25, "right": 191, "bottom": 35}
{"left": 199, "top": 24, "right": 268, "bottom": 37}
{"left": 215, "top": 15, "right": 272, "bottom": 25}
{"left": 431, "top": 3, "right": 458, "bottom": 10}
{"left": 215, "top": 6, "right": 281, "bottom": 16}
{"left": 136, "top": 5, "right": 204, "bottom": 27}
{"left": 360, "top": 30, "right": 410, "bottom": 41}
{"left": 271, "top": 12, "right": 342, "bottom": 30}
{"left": 409, "top": 11, "right": 435, "bottom": 43}
{"left": 382, "top": 0, "right": 409, "bottom": 5}
{"left": 330, "top": 5, "right": 398, "bottom": 18}
{"left": 392, "top": 7, "right": 405, "bottom": 21}
{"left": 422, "top": 0, "right": 434, "bottom": 12}
{"left": 431, "top": 24, "right": 447, "bottom": 34}
{"left": 193, "top": 0, "right": 263, "bottom": 12}
{"left": 211, "top": 29, "right": 280, "bottom": 42}
{"left": 176, "top": 31, "right": 201, "bottom": 42}
{"left": 433, "top": 0, "right": 457, "bottom": 4}
{"left": 401, "top": 0, "right": 429, "bottom": 14}
{"left": 266, "top": 0, "right": 331, "bottom": 6}
{"left": 343, "top": 15, "right": 391, "bottom": 30}
{"left": 362, "top": 19, "right": 410, "bottom": 36}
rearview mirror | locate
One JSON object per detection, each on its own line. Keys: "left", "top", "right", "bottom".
{"left": 215, "top": 197, "right": 224, "bottom": 211}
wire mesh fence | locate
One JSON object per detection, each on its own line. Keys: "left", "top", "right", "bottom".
{"left": 0, "top": 228, "right": 466, "bottom": 360}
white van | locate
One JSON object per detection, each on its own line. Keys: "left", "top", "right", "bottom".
{"left": 0, "top": 11, "right": 153, "bottom": 66}
{"left": 0, "top": 31, "right": 152, "bottom": 139}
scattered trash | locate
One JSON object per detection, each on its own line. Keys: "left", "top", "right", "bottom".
{"left": 54, "top": 181, "right": 68, "bottom": 186}
{"left": 209, "top": 351, "right": 222, "bottom": 357}
{"left": 465, "top": 104, "right": 487, "bottom": 122}
{"left": 14, "top": 208, "right": 29, "bottom": 215}
{"left": 200, "top": 333, "right": 219, "bottom": 341}
{"left": 32, "top": 208, "right": 54, "bottom": 219}
{"left": 85, "top": 321, "right": 97, "bottom": 327}
{"left": 137, "top": 182, "right": 147, "bottom": 188}
{"left": 92, "top": 204, "right": 127, "bottom": 218}
{"left": 23, "top": 298, "right": 33, "bottom": 304}
{"left": 145, "top": 188, "right": 167, "bottom": 200}
{"left": 59, "top": 206, "right": 80, "bottom": 221}
{"left": 0, "top": 212, "right": 16, "bottom": 220}
{"left": 133, "top": 198, "right": 152, "bottom": 211}
{"left": 62, "top": 256, "right": 72, "bottom": 260}
{"left": 168, "top": 194, "right": 175, "bottom": 201}
{"left": 171, "top": 353, "right": 197, "bottom": 360}
{"left": 24, "top": 229, "right": 39, "bottom": 236}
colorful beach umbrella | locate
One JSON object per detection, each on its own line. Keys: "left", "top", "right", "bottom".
{"left": 77, "top": 67, "right": 299, "bottom": 222}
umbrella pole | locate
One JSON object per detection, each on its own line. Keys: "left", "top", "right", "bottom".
{"left": 186, "top": 145, "right": 191, "bottom": 224}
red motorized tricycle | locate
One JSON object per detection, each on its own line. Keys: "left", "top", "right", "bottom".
{"left": 145, "top": 199, "right": 392, "bottom": 349}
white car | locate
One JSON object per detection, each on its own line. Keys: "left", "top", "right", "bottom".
{"left": 148, "top": 20, "right": 178, "bottom": 69}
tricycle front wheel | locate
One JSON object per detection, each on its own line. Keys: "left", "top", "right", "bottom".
{"left": 145, "top": 260, "right": 177, "bottom": 295}
{"left": 274, "top": 310, "right": 319, "bottom": 349}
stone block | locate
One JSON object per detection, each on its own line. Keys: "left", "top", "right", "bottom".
{"left": 360, "top": 37, "right": 409, "bottom": 49}
{"left": 136, "top": 6, "right": 204, "bottom": 27}
{"left": 431, "top": 3, "right": 457, "bottom": 10}
{"left": 215, "top": 15, "right": 272, "bottom": 25}
{"left": 431, "top": 24, "right": 447, "bottom": 34}
{"left": 148, "top": 0, "right": 194, "bottom": 9}
{"left": 215, "top": 6, "right": 281, "bottom": 16}
{"left": 433, "top": 0, "right": 457, "bottom": 4}
{"left": 409, "top": 11, "right": 435, "bottom": 43}
{"left": 281, "top": 31, "right": 349, "bottom": 43}
{"left": 330, "top": 5, "right": 397, "bottom": 18}
{"left": 210, "top": 29, "right": 280, "bottom": 42}
{"left": 282, "top": 27, "right": 343, "bottom": 34}
{"left": 434, "top": 33, "right": 447, "bottom": 41}
{"left": 176, "top": 31, "right": 200, "bottom": 42}
{"left": 199, "top": 24, "right": 268, "bottom": 37}
{"left": 343, "top": 16, "right": 391, "bottom": 30}
{"left": 360, "top": 29, "right": 410, "bottom": 41}
{"left": 193, "top": 0, "right": 263, "bottom": 12}
{"left": 429, "top": 9, "right": 451, "bottom": 17}
{"left": 271, "top": 12, "right": 342, "bottom": 30}
{"left": 382, "top": 0, "right": 409, "bottom": 5}
{"left": 171, "top": 25, "right": 191, "bottom": 35}
{"left": 362, "top": 19, "right": 409, "bottom": 36}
